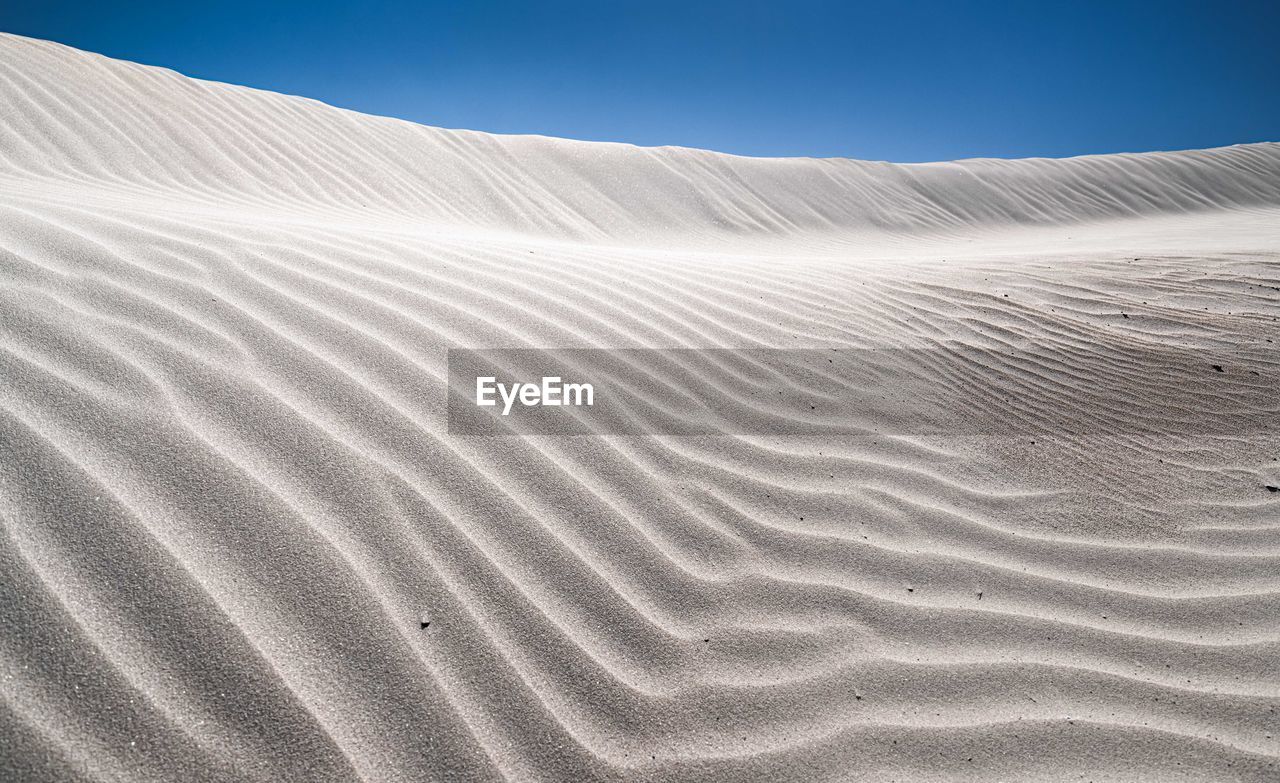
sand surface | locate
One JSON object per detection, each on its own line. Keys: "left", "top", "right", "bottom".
{"left": 1, "top": 34, "right": 1279, "bottom": 782}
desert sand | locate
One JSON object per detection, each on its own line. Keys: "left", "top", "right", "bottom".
{"left": 1, "top": 33, "right": 1278, "bottom": 782}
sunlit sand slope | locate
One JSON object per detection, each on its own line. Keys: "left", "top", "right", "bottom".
{"left": 1, "top": 34, "right": 1278, "bottom": 782}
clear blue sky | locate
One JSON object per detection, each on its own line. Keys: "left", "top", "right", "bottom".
{"left": 4, "top": 1, "right": 1278, "bottom": 161}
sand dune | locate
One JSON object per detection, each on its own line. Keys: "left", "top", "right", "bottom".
{"left": 1, "top": 33, "right": 1278, "bottom": 782}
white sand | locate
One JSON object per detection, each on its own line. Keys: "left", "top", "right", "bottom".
{"left": 1, "top": 33, "right": 1278, "bottom": 782}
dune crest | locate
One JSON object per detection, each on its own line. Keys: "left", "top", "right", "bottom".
{"left": 1, "top": 34, "right": 1278, "bottom": 782}
{"left": 2, "top": 33, "right": 1279, "bottom": 248}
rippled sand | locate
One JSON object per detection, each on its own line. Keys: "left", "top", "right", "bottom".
{"left": 2, "top": 33, "right": 1278, "bottom": 782}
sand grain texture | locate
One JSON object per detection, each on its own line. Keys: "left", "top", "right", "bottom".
{"left": 1, "top": 34, "right": 1279, "bottom": 782}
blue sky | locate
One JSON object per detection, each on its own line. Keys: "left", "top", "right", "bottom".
{"left": 4, "top": 1, "right": 1278, "bottom": 161}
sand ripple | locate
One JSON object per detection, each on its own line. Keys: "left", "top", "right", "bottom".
{"left": 2, "top": 34, "right": 1279, "bottom": 782}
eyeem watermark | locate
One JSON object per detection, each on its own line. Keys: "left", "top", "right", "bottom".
{"left": 447, "top": 347, "right": 1277, "bottom": 437}
{"left": 476, "top": 376, "right": 594, "bottom": 415}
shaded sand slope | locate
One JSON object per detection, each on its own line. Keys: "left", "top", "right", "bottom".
{"left": 2, "top": 33, "right": 1279, "bottom": 782}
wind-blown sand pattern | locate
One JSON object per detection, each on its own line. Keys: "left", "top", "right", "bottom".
{"left": 2, "top": 33, "right": 1279, "bottom": 782}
